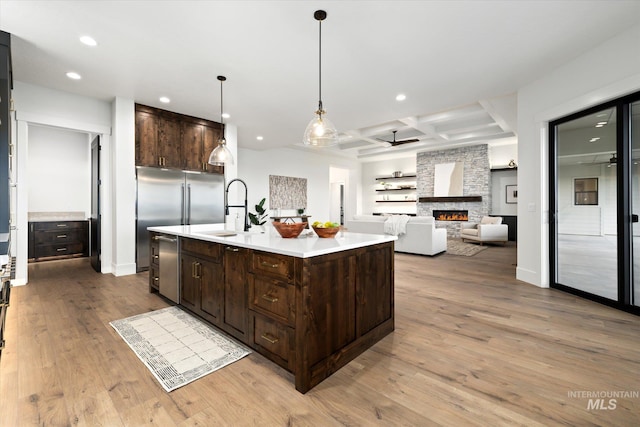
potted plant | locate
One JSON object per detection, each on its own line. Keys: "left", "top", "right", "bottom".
{"left": 248, "top": 197, "right": 268, "bottom": 230}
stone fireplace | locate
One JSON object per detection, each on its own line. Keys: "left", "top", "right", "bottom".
{"left": 416, "top": 145, "right": 491, "bottom": 237}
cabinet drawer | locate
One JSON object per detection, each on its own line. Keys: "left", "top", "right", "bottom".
{"left": 251, "top": 251, "right": 294, "bottom": 282}
{"left": 34, "top": 243, "right": 84, "bottom": 258}
{"left": 35, "top": 229, "right": 85, "bottom": 245}
{"left": 34, "top": 221, "right": 87, "bottom": 231}
{"left": 181, "top": 238, "right": 221, "bottom": 261}
{"left": 249, "top": 275, "right": 295, "bottom": 326}
{"left": 251, "top": 313, "right": 294, "bottom": 368}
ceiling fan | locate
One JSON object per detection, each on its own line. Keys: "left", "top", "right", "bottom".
{"left": 376, "top": 130, "right": 420, "bottom": 146}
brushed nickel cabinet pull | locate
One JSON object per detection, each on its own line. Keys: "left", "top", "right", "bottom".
{"left": 226, "top": 247, "right": 240, "bottom": 252}
{"left": 260, "top": 333, "right": 279, "bottom": 344}
{"left": 153, "top": 254, "right": 159, "bottom": 260}
{"left": 261, "top": 294, "right": 279, "bottom": 303}
{"left": 153, "top": 277, "right": 159, "bottom": 282}
{"left": 56, "top": 248, "right": 68, "bottom": 252}
{"left": 260, "top": 261, "right": 279, "bottom": 268}
{"left": 56, "top": 224, "right": 68, "bottom": 228}
{"left": 57, "top": 234, "right": 67, "bottom": 238}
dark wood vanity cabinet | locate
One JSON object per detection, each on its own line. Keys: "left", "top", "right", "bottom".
{"left": 29, "top": 220, "right": 89, "bottom": 261}
{"left": 135, "top": 104, "right": 224, "bottom": 173}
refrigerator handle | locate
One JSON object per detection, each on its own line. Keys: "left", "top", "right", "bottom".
{"left": 181, "top": 183, "right": 185, "bottom": 225}
{"left": 187, "top": 184, "right": 192, "bottom": 225}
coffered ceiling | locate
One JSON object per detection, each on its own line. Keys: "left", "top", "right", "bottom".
{"left": 1, "top": 1, "right": 639, "bottom": 161}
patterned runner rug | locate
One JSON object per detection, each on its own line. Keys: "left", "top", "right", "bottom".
{"left": 110, "top": 306, "right": 250, "bottom": 392}
{"left": 446, "top": 238, "right": 489, "bottom": 256}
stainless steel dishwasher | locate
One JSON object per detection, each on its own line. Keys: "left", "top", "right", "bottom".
{"left": 157, "top": 235, "right": 179, "bottom": 303}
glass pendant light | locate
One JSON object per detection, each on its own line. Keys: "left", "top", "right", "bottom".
{"left": 303, "top": 10, "right": 339, "bottom": 147}
{"left": 208, "top": 75, "right": 235, "bottom": 166}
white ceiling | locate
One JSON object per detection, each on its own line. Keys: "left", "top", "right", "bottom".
{"left": 1, "top": 1, "right": 639, "bottom": 161}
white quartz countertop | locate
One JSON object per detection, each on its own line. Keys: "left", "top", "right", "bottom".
{"left": 148, "top": 223, "right": 396, "bottom": 258}
{"left": 28, "top": 211, "right": 87, "bottom": 221}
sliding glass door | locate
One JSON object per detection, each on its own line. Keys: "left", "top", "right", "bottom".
{"left": 551, "top": 91, "right": 640, "bottom": 312}
{"left": 554, "top": 107, "right": 618, "bottom": 300}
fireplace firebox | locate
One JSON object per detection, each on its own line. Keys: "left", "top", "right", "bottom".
{"left": 433, "top": 210, "right": 468, "bottom": 221}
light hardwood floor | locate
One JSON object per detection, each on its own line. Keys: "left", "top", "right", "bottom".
{"left": 1, "top": 244, "right": 639, "bottom": 426}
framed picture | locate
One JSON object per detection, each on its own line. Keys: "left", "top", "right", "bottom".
{"left": 506, "top": 185, "right": 518, "bottom": 204}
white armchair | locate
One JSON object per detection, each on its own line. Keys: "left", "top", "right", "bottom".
{"left": 460, "top": 216, "right": 508, "bottom": 245}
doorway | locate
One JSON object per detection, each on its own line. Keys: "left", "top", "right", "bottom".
{"left": 550, "top": 90, "right": 640, "bottom": 313}
{"left": 91, "top": 135, "right": 101, "bottom": 272}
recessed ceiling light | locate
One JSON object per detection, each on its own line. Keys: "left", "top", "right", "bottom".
{"left": 221, "top": 113, "right": 230, "bottom": 119}
{"left": 395, "top": 94, "right": 406, "bottom": 101}
{"left": 159, "top": 96, "right": 170, "bottom": 103}
{"left": 596, "top": 121, "right": 607, "bottom": 126}
{"left": 256, "top": 136, "right": 264, "bottom": 141}
{"left": 79, "top": 35, "right": 97, "bottom": 46}
{"left": 595, "top": 124, "right": 604, "bottom": 128}
{"left": 589, "top": 137, "right": 601, "bottom": 143}
{"left": 66, "top": 72, "right": 82, "bottom": 80}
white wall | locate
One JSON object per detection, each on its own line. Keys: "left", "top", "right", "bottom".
{"left": 491, "top": 169, "right": 517, "bottom": 216}
{"left": 517, "top": 23, "right": 640, "bottom": 287}
{"left": 237, "top": 147, "right": 359, "bottom": 226}
{"left": 27, "top": 125, "right": 91, "bottom": 214}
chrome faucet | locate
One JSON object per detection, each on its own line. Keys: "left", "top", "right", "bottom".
{"left": 225, "top": 178, "right": 249, "bottom": 231}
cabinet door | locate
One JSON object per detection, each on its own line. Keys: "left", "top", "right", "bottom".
{"left": 181, "top": 122, "right": 204, "bottom": 171}
{"left": 157, "top": 116, "right": 182, "bottom": 168}
{"left": 356, "top": 244, "right": 393, "bottom": 336}
{"left": 203, "top": 125, "right": 224, "bottom": 174}
{"left": 180, "top": 253, "right": 200, "bottom": 312}
{"left": 223, "top": 246, "right": 248, "bottom": 340}
{"left": 135, "top": 110, "right": 158, "bottom": 167}
{"left": 200, "top": 258, "right": 224, "bottom": 326}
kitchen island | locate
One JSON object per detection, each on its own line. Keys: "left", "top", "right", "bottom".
{"left": 148, "top": 223, "right": 396, "bottom": 393}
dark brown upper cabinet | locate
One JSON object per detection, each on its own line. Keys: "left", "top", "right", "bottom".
{"left": 135, "top": 104, "right": 224, "bottom": 173}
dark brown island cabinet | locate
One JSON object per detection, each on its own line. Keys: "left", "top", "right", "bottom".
{"left": 150, "top": 234, "right": 395, "bottom": 393}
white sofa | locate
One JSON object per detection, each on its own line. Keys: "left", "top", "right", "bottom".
{"left": 345, "top": 215, "right": 447, "bottom": 256}
{"left": 460, "top": 216, "right": 508, "bottom": 245}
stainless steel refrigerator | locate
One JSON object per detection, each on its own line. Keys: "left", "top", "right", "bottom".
{"left": 136, "top": 167, "right": 225, "bottom": 272}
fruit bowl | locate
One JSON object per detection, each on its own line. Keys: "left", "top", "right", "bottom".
{"left": 312, "top": 225, "right": 340, "bottom": 238}
{"left": 272, "top": 221, "right": 307, "bottom": 238}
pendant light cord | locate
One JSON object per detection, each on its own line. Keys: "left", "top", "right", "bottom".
{"left": 318, "top": 18, "right": 323, "bottom": 114}
{"left": 220, "top": 80, "right": 224, "bottom": 125}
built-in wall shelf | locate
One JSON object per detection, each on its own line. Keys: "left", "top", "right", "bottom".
{"left": 373, "top": 213, "right": 417, "bottom": 216}
{"left": 419, "top": 196, "right": 482, "bottom": 203}
{"left": 376, "top": 188, "right": 416, "bottom": 192}
{"left": 375, "top": 174, "right": 416, "bottom": 180}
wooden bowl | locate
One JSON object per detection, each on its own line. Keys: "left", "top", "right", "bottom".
{"left": 313, "top": 226, "right": 340, "bottom": 238}
{"left": 272, "top": 221, "right": 307, "bottom": 238}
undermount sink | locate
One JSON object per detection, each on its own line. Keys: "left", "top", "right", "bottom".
{"left": 195, "top": 229, "right": 265, "bottom": 237}
{"left": 195, "top": 230, "right": 238, "bottom": 237}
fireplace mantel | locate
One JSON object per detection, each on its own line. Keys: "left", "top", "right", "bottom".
{"left": 418, "top": 196, "right": 482, "bottom": 203}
